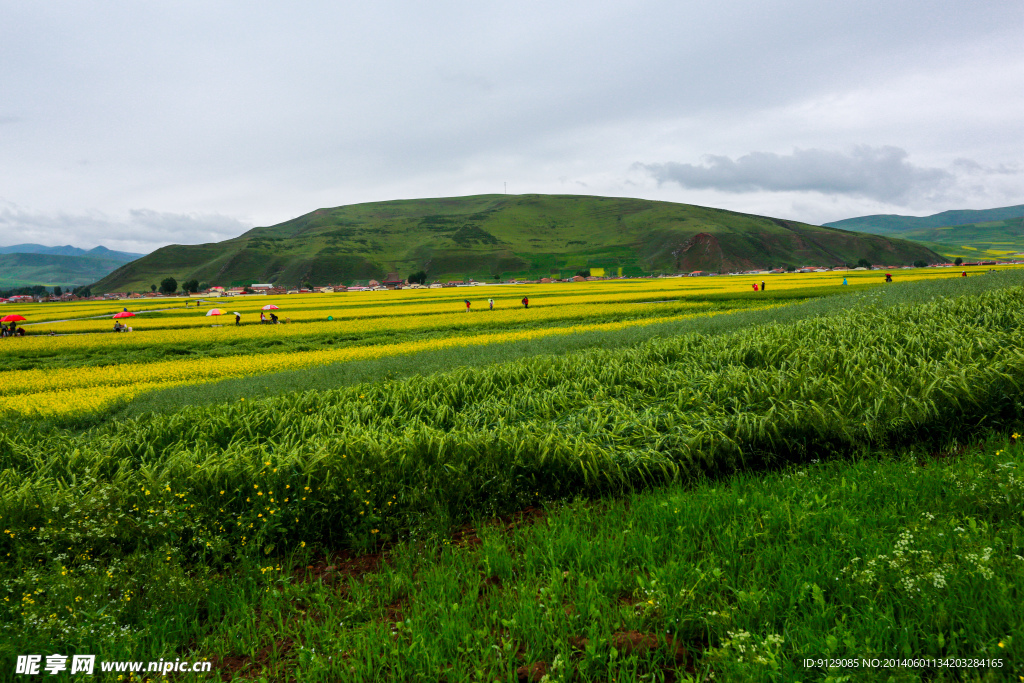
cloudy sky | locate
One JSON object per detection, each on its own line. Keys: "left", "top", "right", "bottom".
{"left": 1, "top": 1, "right": 1021, "bottom": 254}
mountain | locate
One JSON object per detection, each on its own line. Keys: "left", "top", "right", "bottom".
{"left": 824, "top": 205, "right": 1024, "bottom": 259}
{"left": 824, "top": 205, "right": 1024, "bottom": 235}
{"left": 91, "top": 194, "right": 942, "bottom": 292}
{"left": 0, "top": 253, "right": 130, "bottom": 289}
{"left": 0, "top": 244, "right": 144, "bottom": 261}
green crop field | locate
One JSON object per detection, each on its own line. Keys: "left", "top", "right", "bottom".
{"left": 3, "top": 273, "right": 1024, "bottom": 681}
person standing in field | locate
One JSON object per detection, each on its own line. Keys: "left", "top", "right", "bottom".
{"left": 752, "top": 283, "right": 759, "bottom": 291}
{"left": 521, "top": 296, "right": 529, "bottom": 309}
{"left": 260, "top": 310, "right": 266, "bottom": 324}
{"left": 761, "top": 280, "right": 765, "bottom": 292}
{"left": 842, "top": 277, "right": 848, "bottom": 285}
{"left": 488, "top": 298, "right": 494, "bottom": 310}
{"left": 962, "top": 271, "right": 968, "bottom": 277}
{"left": 885, "top": 273, "right": 893, "bottom": 283}
{"left": 235, "top": 312, "right": 241, "bottom": 326}
{"left": 464, "top": 299, "right": 471, "bottom": 312}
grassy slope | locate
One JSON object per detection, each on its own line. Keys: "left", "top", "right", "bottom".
{"left": 92, "top": 194, "right": 941, "bottom": 292}
{"left": 0, "top": 252, "right": 128, "bottom": 289}
{"left": 888, "top": 217, "right": 1024, "bottom": 260}
{"left": 826, "top": 206, "right": 1024, "bottom": 259}
{"left": 824, "top": 204, "right": 1024, "bottom": 234}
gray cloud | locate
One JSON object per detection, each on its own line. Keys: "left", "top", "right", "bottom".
{"left": 0, "top": 203, "right": 250, "bottom": 254}
{"left": 639, "top": 146, "right": 955, "bottom": 204}
{"left": 952, "top": 158, "right": 1020, "bottom": 175}
{"left": 0, "top": 1, "right": 1020, "bottom": 233}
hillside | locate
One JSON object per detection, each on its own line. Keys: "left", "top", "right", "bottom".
{"left": 824, "top": 204, "right": 1024, "bottom": 235}
{"left": 825, "top": 205, "right": 1024, "bottom": 259}
{"left": 92, "top": 194, "right": 941, "bottom": 292}
{"left": 0, "top": 252, "right": 133, "bottom": 289}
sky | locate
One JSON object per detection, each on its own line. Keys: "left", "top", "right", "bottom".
{"left": 1, "top": 1, "right": 1021, "bottom": 254}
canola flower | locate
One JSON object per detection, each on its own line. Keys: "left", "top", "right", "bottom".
{"left": 31, "top": 292, "right": 712, "bottom": 334}
{"left": 17, "top": 299, "right": 722, "bottom": 350}
{"left": 22, "top": 266, "right": 986, "bottom": 331}
{"left": 0, "top": 304, "right": 784, "bottom": 416}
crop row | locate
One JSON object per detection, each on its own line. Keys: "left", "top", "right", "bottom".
{"left": 14, "top": 266, "right": 976, "bottom": 329}
{"left": 0, "top": 308, "right": 765, "bottom": 414}
{"left": 4, "top": 300, "right": 755, "bottom": 366}
{"left": 3, "top": 286, "right": 1024, "bottom": 570}
{"left": 29, "top": 294, "right": 717, "bottom": 334}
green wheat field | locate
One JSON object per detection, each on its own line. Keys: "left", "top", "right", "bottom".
{"left": 3, "top": 273, "right": 1024, "bottom": 681}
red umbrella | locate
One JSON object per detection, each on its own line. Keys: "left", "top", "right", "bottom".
{"left": 113, "top": 311, "right": 136, "bottom": 319}
{"left": 261, "top": 304, "right": 279, "bottom": 310}
{"left": 1, "top": 314, "right": 26, "bottom": 323}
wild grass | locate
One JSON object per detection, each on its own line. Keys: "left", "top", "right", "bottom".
{"left": 3, "top": 436, "right": 1021, "bottom": 681}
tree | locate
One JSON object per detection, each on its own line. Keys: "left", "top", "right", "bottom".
{"left": 159, "top": 277, "right": 178, "bottom": 294}
{"left": 857, "top": 258, "right": 872, "bottom": 269}
{"left": 53, "top": 286, "right": 62, "bottom": 297}
{"left": 785, "top": 265, "right": 796, "bottom": 272}
{"left": 576, "top": 269, "right": 591, "bottom": 278}
{"left": 150, "top": 284, "right": 157, "bottom": 292}
{"left": 199, "top": 282, "right": 209, "bottom": 291}
{"left": 955, "top": 257, "right": 964, "bottom": 266}
{"left": 303, "top": 282, "right": 313, "bottom": 290}
{"left": 913, "top": 260, "right": 928, "bottom": 268}
{"left": 408, "top": 270, "right": 427, "bottom": 285}
{"left": 181, "top": 279, "right": 200, "bottom": 294}
{"left": 75, "top": 286, "right": 92, "bottom": 298}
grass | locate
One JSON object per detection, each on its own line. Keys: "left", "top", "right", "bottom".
{"left": 2, "top": 434, "right": 1021, "bottom": 681}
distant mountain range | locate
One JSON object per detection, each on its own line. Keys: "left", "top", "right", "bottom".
{"left": 0, "top": 243, "right": 144, "bottom": 261}
{"left": 92, "top": 194, "right": 940, "bottom": 293}
{"left": 0, "top": 244, "right": 144, "bottom": 290}
{"left": 824, "top": 205, "right": 1024, "bottom": 259}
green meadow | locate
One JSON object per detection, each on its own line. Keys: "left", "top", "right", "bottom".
{"left": 3, "top": 273, "right": 1024, "bottom": 681}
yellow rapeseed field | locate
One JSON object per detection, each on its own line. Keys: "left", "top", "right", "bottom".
{"left": 0, "top": 267, "right": 1010, "bottom": 416}
{"left": 0, "top": 306, "right": 783, "bottom": 415}
{"left": 17, "top": 265, "right": 991, "bottom": 332}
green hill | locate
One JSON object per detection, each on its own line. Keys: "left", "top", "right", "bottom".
{"left": 824, "top": 205, "right": 1024, "bottom": 259}
{"left": 0, "top": 252, "right": 131, "bottom": 290}
{"left": 824, "top": 204, "right": 1024, "bottom": 234}
{"left": 92, "top": 194, "right": 942, "bottom": 292}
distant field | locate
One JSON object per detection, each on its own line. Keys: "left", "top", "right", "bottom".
{"left": 1, "top": 267, "right": 1003, "bottom": 417}
{"left": 901, "top": 216, "right": 1024, "bottom": 259}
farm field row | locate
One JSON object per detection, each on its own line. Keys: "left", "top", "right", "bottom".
{"left": 0, "top": 267, "right": 1006, "bottom": 414}
{"left": 0, "top": 305, "right": 780, "bottom": 416}
{"left": 3, "top": 278, "right": 1024, "bottom": 678}
{"left": 19, "top": 295, "right": 720, "bottom": 335}
{"left": 10, "top": 265, "right": 1005, "bottom": 331}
